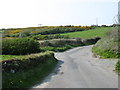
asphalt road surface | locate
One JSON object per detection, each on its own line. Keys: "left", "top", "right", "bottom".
{"left": 33, "top": 45, "right": 118, "bottom": 88}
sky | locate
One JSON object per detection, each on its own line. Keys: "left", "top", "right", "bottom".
{"left": 0, "top": 0, "right": 119, "bottom": 29}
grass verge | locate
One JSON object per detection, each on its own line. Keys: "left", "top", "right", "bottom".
{"left": 92, "top": 28, "right": 119, "bottom": 59}
{"left": 115, "top": 61, "right": 120, "bottom": 75}
{"left": 2, "top": 52, "right": 57, "bottom": 88}
{"left": 92, "top": 27, "right": 120, "bottom": 74}
{"left": 3, "top": 58, "right": 57, "bottom": 88}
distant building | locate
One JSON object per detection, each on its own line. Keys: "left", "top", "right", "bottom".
{"left": 91, "top": 25, "right": 98, "bottom": 27}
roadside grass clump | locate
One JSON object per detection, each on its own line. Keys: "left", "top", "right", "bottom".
{"left": 2, "top": 38, "right": 40, "bottom": 55}
{"left": 92, "top": 40, "right": 119, "bottom": 58}
{"left": 115, "top": 61, "right": 120, "bottom": 75}
{"left": 92, "top": 27, "right": 120, "bottom": 59}
{"left": 2, "top": 51, "right": 57, "bottom": 88}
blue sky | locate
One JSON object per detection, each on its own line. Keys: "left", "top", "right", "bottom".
{"left": 0, "top": 0, "right": 119, "bottom": 28}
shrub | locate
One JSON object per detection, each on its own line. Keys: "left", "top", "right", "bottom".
{"left": 115, "top": 61, "right": 120, "bottom": 74}
{"left": 2, "top": 38, "right": 40, "bottom": 55}
{"left": 21, "top": 30, "right": 32, "bottom": 36}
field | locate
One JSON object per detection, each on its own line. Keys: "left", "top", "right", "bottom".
{"left": 61, "top": 27, "right": 112, "bottom": 39}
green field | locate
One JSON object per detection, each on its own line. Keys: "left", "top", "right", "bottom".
{"left": 61, "top": 27, "right": 112, "bottom": 39}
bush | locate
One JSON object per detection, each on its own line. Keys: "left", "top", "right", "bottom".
{"left": 21, "top": 30, "right": 32, "bottom": 36}
{"left": 2, "top": 38, "right": 40, "bottom": 55}
{"left": 115, "top": 61, "right": 120, "bottom": 74}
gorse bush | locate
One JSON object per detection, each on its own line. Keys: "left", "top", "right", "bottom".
{"left": 2, "top": 38, "right": 40, "bottom": 55}
{"left": 3, "top": 26, "right": 93, "bottom": 38}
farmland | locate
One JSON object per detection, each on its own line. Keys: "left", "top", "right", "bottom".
{"left": 61, "top": 27, "right": 112, "bottom": 39}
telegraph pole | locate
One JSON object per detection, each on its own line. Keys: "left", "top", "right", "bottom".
{"left": 38, "top": 24, "right": 42, "bottom": 27}
{"left": 118, "top": 1, "right": 120, "bottom": 24}
{"left": 96, "top": 18, "right": 98, "bottom": 26}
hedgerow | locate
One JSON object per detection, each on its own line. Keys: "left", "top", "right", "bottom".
{"left": 39, "top": 37, "right": 100, "bottom": 47}
{"left": 3, "top": 26, "right": 93, "bottom": 38}
{"left": 2, "top": 51, "right": 56, "bottom": 73}
{"left": 2, "top": 38, "right": 40, "bottom": 55}
{"left": 2, "top": 51, "right": 57, "bottom": 88}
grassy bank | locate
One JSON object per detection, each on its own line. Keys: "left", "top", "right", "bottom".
{"left": 92, "top": 27, "right": 120, "bottom": 74}
{"left": 39, "top": 37, "right": 100, "bottom": 52}
{"left": 40, "top": 45, "right": 79, "bottom": 52}
{"left": 92, "top": 27, "right": 119, "bottom": 58}
{"left": 61, "top": 27, "right": 112, "bottom": 39}
{"left": 2, "top": 51, "right": 57, "bottom": 88}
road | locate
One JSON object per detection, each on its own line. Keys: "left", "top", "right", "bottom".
{"left": 33, "top": 45, "right": 118, "bottom": 88}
